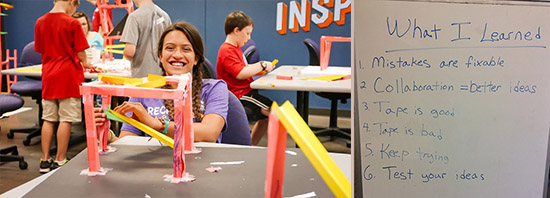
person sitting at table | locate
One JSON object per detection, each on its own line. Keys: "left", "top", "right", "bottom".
{"left": 94, "top": 21, "right": 231, "bottom": 143}
{"left": 72, "top": 11, "right": 104, "bottom": 50}
{"left": 216, "top": 11, "right": 273, "bottom": 145}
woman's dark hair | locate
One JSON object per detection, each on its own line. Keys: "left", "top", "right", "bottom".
{"left": 224, "top": 11, "right": 253, "bottom": 35}
{"left": 72, "top": 11, "right": 90, "bottom": 33}
{"left": 157, "top": 21, "right": 205, "bottom": 121}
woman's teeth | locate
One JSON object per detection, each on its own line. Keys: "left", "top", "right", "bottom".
{"left": 171, "top": 62, "right": 185, "bottom": 67}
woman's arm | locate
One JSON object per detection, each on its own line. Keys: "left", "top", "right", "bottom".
{"left": 162, "top": 114, "right": 225, "bottom": 142}
{"left": 193, "top": 114, "right": 225, "bottom": 142}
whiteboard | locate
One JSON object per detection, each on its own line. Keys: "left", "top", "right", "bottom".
{"left": 353, "top": 0, "right": 550, "bottom": 197}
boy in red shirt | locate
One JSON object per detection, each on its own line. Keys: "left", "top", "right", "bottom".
{"left": 35, "top": 0, "right": 90, "bottom": 173}
{"left": 216, "top": 11, "right": 273, "bottom": 145}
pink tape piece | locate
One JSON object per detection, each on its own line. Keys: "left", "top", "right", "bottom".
{"left": 184, "top": 147, "right": 202, "bottom": 154}
{"left": 265, "top": 112, "right": 287, "bottom": 198}
{"left": 205, "top": 166, "right": 222, "bottom": 173}
{"left": 99, "top": 146, "right": 117, "bottom": 154}
{"left": 80, "top": 167, "right": 112, "bottom": 176}
{"left": 163, "top": 173, "right": 196, "bottom": 183}
{"left": 319, "top": 36, "right": 351, "bottom": 70}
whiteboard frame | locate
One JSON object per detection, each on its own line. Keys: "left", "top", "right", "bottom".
{"left": 353, "top": 0, "right": 550, "bottom": 197}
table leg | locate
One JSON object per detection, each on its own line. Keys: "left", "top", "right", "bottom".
{"left": 303, "top": 91, "right": 309, "bottom": 124}
{"left": 295, "top": 91, "right": 310, "bottom": 148}
{"left": 296, "top": 91, "right": 310, "bottom": 124}
{"left": 296, "top": 91, "right": 304, "bottom": 121}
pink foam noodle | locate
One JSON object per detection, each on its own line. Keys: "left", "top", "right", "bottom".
{"left": 81, "top": 90, "right": 101, "bottom": 172}
{"left": 173, "top": 97, "right": 185, "bottom": 178}
{"left": 264, "top": 111, "right": 287, "bottom": 198}
{"left": 320, "top": 36, "right": 351, "bottom": 70}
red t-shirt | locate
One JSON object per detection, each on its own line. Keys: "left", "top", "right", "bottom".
{"left": 35, "top": 12, "right": 89, "bottom": 100}
{"left": 216, "top": 42, "right": 252, "bottom": 98}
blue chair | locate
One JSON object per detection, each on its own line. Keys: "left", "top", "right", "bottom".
{"left": 303, "top": 38, "right": 351, "bottom": 146}
{"left": 242, "top": 45, "right": 257, "bottom": 64}
{"left": 7, "top": 41, "right": 43, "bottom": 146}
{"left": 202, "top": 58, "right": 217, "bottom": 79}
{"left": 220, "top": 91, "right": 251, "bottom": 146}
{"left": 0, "top": 94, "right": 29, "bottom": 169}
{"left": 241, "top": 39, "right": 260, "bottom": 64}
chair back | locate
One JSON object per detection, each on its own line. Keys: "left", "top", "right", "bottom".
{"left": 20, "top": 41, "right": 42, "bottom": 67}
{"left": 221, "top": 91, "right": 252, "bottom": 145}
{"left": 304, "top": 38, "right": 320, "bottom": 66}
{"left": 242, "top": 45, "right": 257, "bottom": 64}
{"left": 202, "top": 58, "right": 217, "bottom": 79}
{"left": 20, "top": 41, "right": 42, "bottom": 81}
{"left": 240, "top": 39, "right": 260, "bottom": 64}
{"left": 0, "top": 94, "right": 24, "bottom": 116}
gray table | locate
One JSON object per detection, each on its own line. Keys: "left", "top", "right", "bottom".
{"left": 250, "top": 65, "right": 351, "bottom": 123}
{"left": 2, "top": 136, "right": 350, "bottom": 197}
{"left": 0, "top": 64, "right": 130, "bottom": 79}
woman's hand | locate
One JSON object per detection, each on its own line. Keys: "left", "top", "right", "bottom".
{"left": 113, "top": 102, "right": 163, "bottom": 130}
{"left": 94, "top": 107, "right": 106, "bottom": 127}
{"left": 113, "top": 102, "right": 149, "bottom": 122}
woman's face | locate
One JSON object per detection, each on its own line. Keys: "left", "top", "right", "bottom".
{"left": 160, "top": 30, "right": 197, "bottom": 76}
{"left": 77, "top": 17, "right": 89, "bottom": 34}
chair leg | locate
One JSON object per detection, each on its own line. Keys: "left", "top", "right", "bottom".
{"left": 7, "top": 98, "right": 43, "bottom": 146}
{"left": 312, "top": 99, "right": 351, "bottom": 148}
{"left": 0, "top": 146, "right": 29, "bottom": 169}
{"left": 0, "top": 145, "right": 18, "bottom": 155}
{"left": 23, "top": 128, "right": 42, "bottom": 146}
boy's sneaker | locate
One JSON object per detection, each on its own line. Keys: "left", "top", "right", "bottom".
{"left": 51, "top": 158, "right": 69, "bottom": 170}
{"left": 39, "top": 159, "right": 53, "bottom": 173}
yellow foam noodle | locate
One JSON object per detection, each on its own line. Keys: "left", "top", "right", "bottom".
{"left": 0, "top": 3, "right": 13, "bottom": 9}
{"left": 274, "top": 101, "right": 351, "bottom": 198}
{"left": 138, "top": 74, "right": 166, "bottom": 88}
{"left": 98, "top": 74, "right": 166, "bottom": 88}
{"left": 15, "top": 68, "right": 41, "bottom": 72}
{"left": 105, "top": 44, "right": 126, "bottom": 49}
{"left": 272, "top": 59, "right": 279, "bottom": 66}
{"left": 300, "top": 75, "right": 348, "bottom": 81}
{"left": 108, "top": 109, "right": 174, "bottom": 148}
{"left": 105, "top": 49, "right": 124, "bottom": 54}
{"left": 98, "top": 74, "right": 144, "bottom": 86}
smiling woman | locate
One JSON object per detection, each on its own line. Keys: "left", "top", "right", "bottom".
{"left": 94, "top": 22, "right": 251, "bottom": 145}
